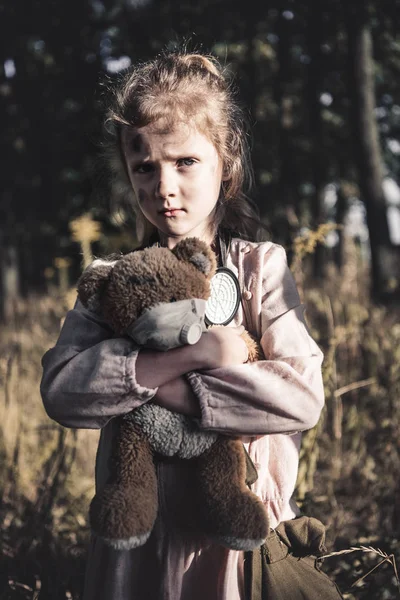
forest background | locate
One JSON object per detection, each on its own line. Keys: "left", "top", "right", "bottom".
{"left": 1, "top": 0, "right": 400, "bottom": 598}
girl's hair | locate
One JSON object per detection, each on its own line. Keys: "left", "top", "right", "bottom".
{"left": 103, "top": 50, "right": 264, "bottom": 245}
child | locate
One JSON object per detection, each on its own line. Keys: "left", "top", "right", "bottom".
{"left": 41, "top": 51, "right": 343, "bottom": 600}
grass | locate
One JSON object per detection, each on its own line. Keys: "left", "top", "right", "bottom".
{"left": 293, "top": 236, "right": 400, "bottom": 598}
{"left": 1, "top": 234, "right": 399, "bottom": 599}
{"left": 0, "top": 295, "right": 98, "bottom": 599}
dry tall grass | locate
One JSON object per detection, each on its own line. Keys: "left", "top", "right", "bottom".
{"left": 294, "top": 235, "right": 400, "bottom": 598}
{"left": 1, "top": 233, "right": 399, "bottom": 599}
{"left": 0, "top": 294, "right": 98, "bottom": 599}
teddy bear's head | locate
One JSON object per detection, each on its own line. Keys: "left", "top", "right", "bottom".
{"left": 77, "top": 237, "right": 217, "bottom": 348}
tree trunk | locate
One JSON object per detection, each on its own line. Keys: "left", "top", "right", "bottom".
{"left": 275, "top": 8, "right": 299, "bottom": 255}
{"left": 0, "top": 237, "right": 20, "bottom": 322}
{"left": 307, "top": 0, "right": 326, "bottom": 279}
{"left": 347, "top": 7, "right": 400, "bottom": 302}
{"left": 243, "top": 0, "right": 260, "bottom": 189}
{"left": 333, "top": 183, "right": 347, "bottom": 270}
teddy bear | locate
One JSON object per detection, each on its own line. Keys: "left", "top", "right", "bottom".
{"left": 77, "top": 237, "right": 269, "bottom": 552}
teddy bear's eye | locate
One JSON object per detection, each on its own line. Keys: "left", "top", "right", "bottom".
{"left": 170, "top": 297, "right": 177, "bottom": 303}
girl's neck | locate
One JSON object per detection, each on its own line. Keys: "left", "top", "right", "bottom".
{"left": 157, "top": 227, "right": 217, "bottom": 250}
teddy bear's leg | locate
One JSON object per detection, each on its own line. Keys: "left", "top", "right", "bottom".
{"left": 195, "top": 437, "right": 269, "bottom": 551}
{"left": 89, "top": 418, "right": 158, "bottom": 550}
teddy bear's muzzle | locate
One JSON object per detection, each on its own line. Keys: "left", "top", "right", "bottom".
{"left": 125, "top": 298, "right": 207, "bottom": 350}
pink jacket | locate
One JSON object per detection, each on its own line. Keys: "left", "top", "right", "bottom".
{"left": 41, "top": 239, "right": 324, "bottom": 600}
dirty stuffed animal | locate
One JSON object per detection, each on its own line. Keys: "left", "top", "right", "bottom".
{"left": 77, "top": 237, "right": 269, "bottom": 552}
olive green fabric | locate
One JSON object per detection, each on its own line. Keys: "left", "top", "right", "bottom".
{"left": 244, "top": 517, "right": 344, "bottom": 600}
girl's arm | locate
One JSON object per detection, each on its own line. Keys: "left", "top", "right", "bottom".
{"left": 184, "top": 243, "right": 325, "bottom": 436}
{"left": 135, "top": 323, "right": 248, "bottom": 418}
{"left": 153, "top": 376, "right": 200, "bottom": 417}
{"left": 41, "top": 301, "right": 247, "bottom": 428}
{"left": 41, "top": 301, "right": 157, "bottom": 429}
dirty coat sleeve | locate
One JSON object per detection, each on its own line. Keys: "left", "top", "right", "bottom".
{"left": 186, "top": 243, "right": 325, "bottom": 436}
{"left": 40, "top": 301, "right": 158, "bottom": 429}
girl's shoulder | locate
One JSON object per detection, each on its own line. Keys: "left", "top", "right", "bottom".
{"left": 230, "top": 237, "right": 288, "bottom": 264}
{"left": 230, "top": 238, "right": 300, "bottom": 318}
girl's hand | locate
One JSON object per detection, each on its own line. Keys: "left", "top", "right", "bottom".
{"left": 196, "top": 326, "right": 249, "bottom": 370}
{"left": 136, "top": 326, "right": 248, "bottom": 390}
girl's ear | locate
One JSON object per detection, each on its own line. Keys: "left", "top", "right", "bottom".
{"left": 77, "top": 258, "right": 118, "bottom": 313}
{"left": 221, "top": 164, "right": 231, "bottom": 182}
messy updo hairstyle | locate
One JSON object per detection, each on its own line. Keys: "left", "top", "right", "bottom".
{"left": 103, "top": 50, "right": 263, "bottom": 245}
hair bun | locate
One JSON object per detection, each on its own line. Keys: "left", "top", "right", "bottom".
{"left": 180, "top": 53, "right": 221, "bottom": 78}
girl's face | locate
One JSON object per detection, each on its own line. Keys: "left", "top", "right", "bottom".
{"left": 121, "top": 121, "right": 224, "bottom": 248}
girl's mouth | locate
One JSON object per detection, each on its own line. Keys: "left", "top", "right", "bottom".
{"left": 161, "top": 209, "right": 183, "bottom": 217}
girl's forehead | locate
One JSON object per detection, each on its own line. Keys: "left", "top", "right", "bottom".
{"left": 121, "top": 121, "right": 216, "bottom": 155}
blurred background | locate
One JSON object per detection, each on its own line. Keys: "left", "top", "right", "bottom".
{"left": 1, "top": 1, "right": 400, "bottom": 598}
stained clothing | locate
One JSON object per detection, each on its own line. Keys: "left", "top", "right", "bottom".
{"left": 41, "top": 239, "right": 325, "bottom": 600}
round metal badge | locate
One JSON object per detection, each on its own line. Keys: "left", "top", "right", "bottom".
{"left": 205, "top": 267, "right": 241, "bottom": 326}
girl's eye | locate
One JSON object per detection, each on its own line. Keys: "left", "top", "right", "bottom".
{"left": 178, "top": 158, "right": 196, "bottom": 167}
{"left": 133, "top": 163, "right": 154, "bottom": 174}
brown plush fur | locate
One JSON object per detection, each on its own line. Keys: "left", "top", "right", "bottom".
{"left": 196, "top": 438, "right": 269, "bottom": 545}
{"left": 211, "top": 327, "right": 262, "bottom": 362}
{"left": 241, "top": 330, "right": 263, "bottom": 361}
{"left": 90, "top": 421, "right": 158, "bottom": 544}
{"left": 78, "top": 240, "right": 217, "bottom": 334}
{"left": 77, "top": 237, "right": 269, "bottom": 551}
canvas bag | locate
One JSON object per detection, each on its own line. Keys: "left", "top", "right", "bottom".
{"left": 243, "top": 449, "right": 344, "bottom": 600}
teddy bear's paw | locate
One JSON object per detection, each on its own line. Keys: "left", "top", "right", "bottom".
{"left": 203, "top": 506, "right": 269, "bottom": 551}
{"left": 101, "top": 531, "right": 152, "bottom": 550}
{"left": 199, "top": 487, "right": 270, "bottom": 551}
{"left": 90, "top": 483, "right": 157, "bottom": 549}
{"left": 240, "top": 330, "right": 263, "bottom": 362}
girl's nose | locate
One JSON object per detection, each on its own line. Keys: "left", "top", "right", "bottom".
{"left": 156, "top": 167, "right": 177, "bottom": 199}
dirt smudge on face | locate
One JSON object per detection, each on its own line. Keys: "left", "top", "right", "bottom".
{"left": 138, "top": 188, "right": 149, "bottom": 205}
{"left": 132, "top": 133, "right": 143, "bottom": 154}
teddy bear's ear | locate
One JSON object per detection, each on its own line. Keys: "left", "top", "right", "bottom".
{"left": 77, "top": 257, "right": 119, "bottom": 313}
{"left": 172, "top": 237, "right": 217, "bottom": 278}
